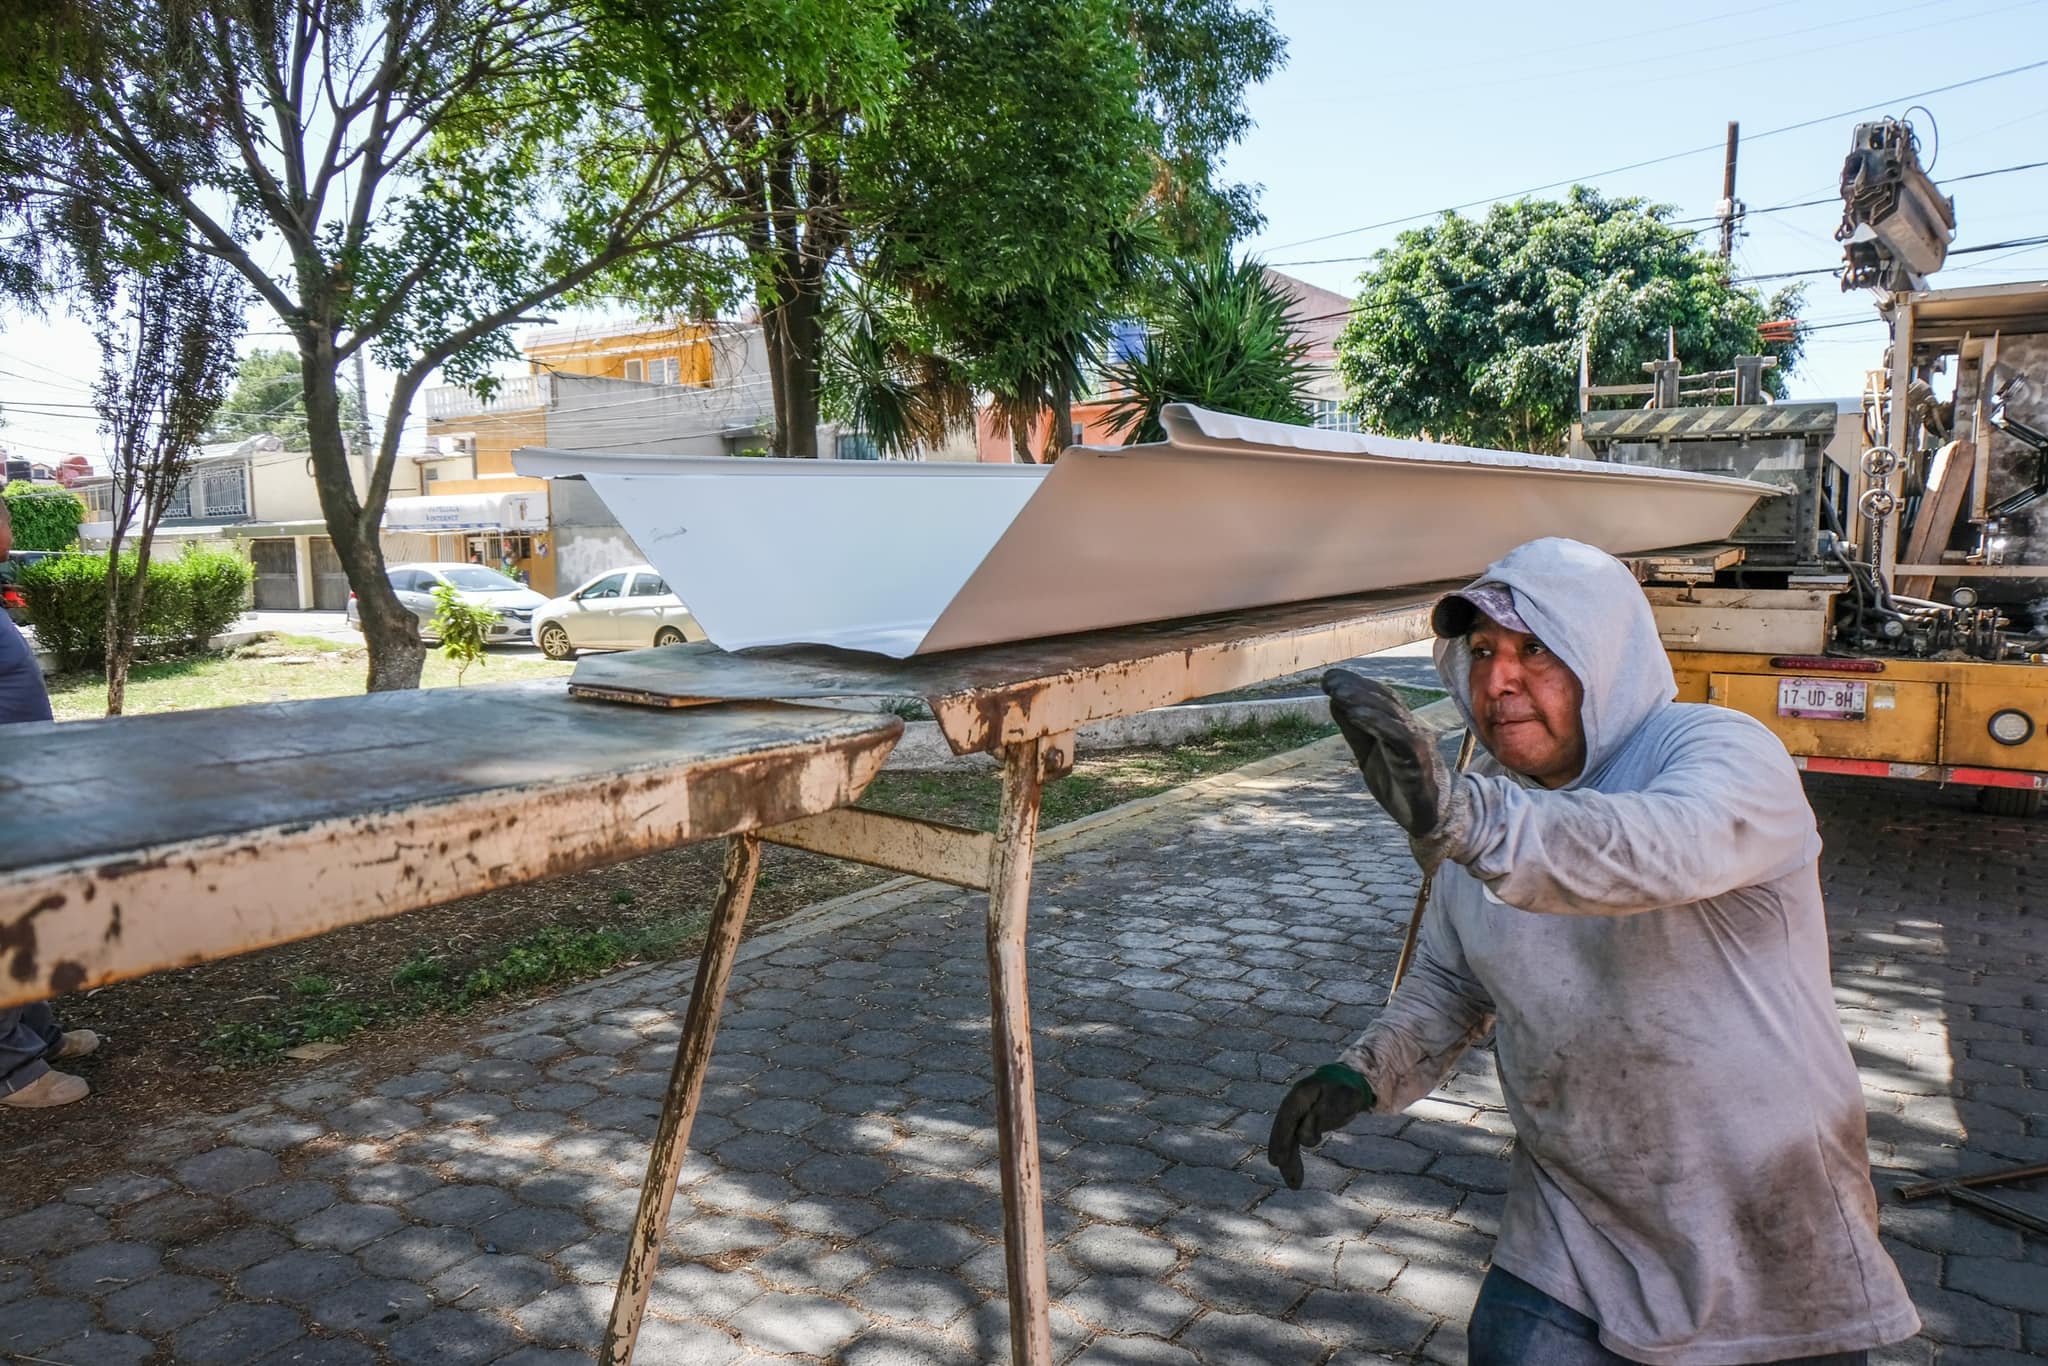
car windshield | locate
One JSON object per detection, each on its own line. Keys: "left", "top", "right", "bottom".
{"left": 437, "top": 567, "right": 523, "bottom": 591}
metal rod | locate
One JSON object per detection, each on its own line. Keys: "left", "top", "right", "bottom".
{"left": 1896, "top": 1160, "right": 2048, "bottom": 1201}
{"left": 986, "top": 738, "right": 1054, "bottom": 1366}
{"left": 1388, "top": 728, "right": 1479, "bottom": 1003}
{"left": 1719, "top": 120, "right": 1740, "bottom": 260}
{"left": 601, "top": 834, "right": 764, "bottom": 1366}
{"left": 1947, "top": 1187, "right": 2048, "bottom": 1237}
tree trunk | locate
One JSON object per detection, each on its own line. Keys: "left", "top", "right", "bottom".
{"left": 300, "top": 342, "right": 424, "bottom": 690}
{"left": 760, "top": 284, "right": 823, "bottom": 459}
{"left": 101, "top": 528, "right": 128, "bottom": 716}
{"left": 106, "top": 522, "right": 157, "bottom": 716}
{"left": 1012, "top": 421, "right": 1035, "bottom": 464}
{"left": 1045, "top": 374, "right": 1074, "bottom": 464}
{"left": 780, "top": 285, "right": 822, "bottom": 459}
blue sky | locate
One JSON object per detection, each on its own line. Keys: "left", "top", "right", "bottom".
{"left": 3, "top": 0, "right": 2045, "bottom": 463}
{"left": 1231, "top": 0, "right": 2048, "bottom": 399}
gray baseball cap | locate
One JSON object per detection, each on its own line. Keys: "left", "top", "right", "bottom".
{"left": 1431, "top": 581, "right": 1531, "bottom": 638}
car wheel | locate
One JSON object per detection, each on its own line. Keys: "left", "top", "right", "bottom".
{"left": 538, "top": 623, "right": 577, "bottom": 660}
{"left": 653, "top": 626, "right": 687, "bottom": 647}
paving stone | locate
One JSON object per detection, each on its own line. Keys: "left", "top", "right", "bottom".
{"left": 631, "top": 1316, "right": 745, "bottom": 1366}
{"left": 492, "top": 1350, "right": 594, "bottom": 1366}
{"left": 728, "top": 1289, "right": 867, "bottom": 1357}
{"left": 343, "top": 1162, "right": 439, "bottom": 1204}
{"left": 0, "top": 1202, "right": 108, "bottom": 1256}
{"left": 237, "top": 1179, "right": 343, "bottom": 1223}
{"left": 104, "top": 1270, "right": 224, "bottom": 1333}
{"left": 170, "top": 1302, "right": 308, "bottom": 1364}
{"left": 0, "top": 1294, "right": 94, "bottom": 1353}
{"left": 0, "top": 1262, "right": 32, "bottom": 1306}
{"left": 478, "top": 1204, "right": 592, "bottom": 1259}
{"left": 1948, "top": 1253, "right": 2048, "bottom": 1314}
{"left": 516, "top": 1281, "right": 616, "bottom": 1344}
{"left": 252, "top": 1335, "right": 380, "bottom": 1365}
{"left": 358, "top": 1224, "right": 480, "bottom": 1279}
{"left": 61, "top": 1171, "right": 173, "bottom": 1210}
{"left": 176, "top": 1225, "right": 295, "bottom": 1274}
{"left": 239, "top": 1249, "right": 362, "bottom": 1303}
{"left": 1063, "top": 1223, "right": 1179, "bottom": 1277}
{"left": 294, "top": 1201, "right": 406, "bottom": 1252}
{"left": 387, "top": 1307, "right": 526, "bottom": 1365}
{"left": 44, "top": 1239, "right": 163, "bottom": 1293}
{"left": 1061, "top": 1274, "right": 1199, "bottom": 1338}
{"left": 1178, "top": 1305, "right": 1329, "bottom": 1361}
{"left": 1069, "top": 1336, "right": 1200, "bottom": 1366}
{"left": 853, "top": 1265, "right": 982, "bottom": 1328}
{"left": 841, "top": 1328, "right": 985, "bottom": 1365}
{"left": 45, "top": 1329, "right": 158, "bottom": 1365}
{"left": 311, "top": 1274, "right": 436, "bottom": 1338}
{"left": 429, "top": 1252, "right": 559, "bottom": 1311}
{"left": 408, "top": 1183, "right": 516, "bottom": 1227}
{"left": 177, "top": 1145, "right": 283, "bottom": 1195}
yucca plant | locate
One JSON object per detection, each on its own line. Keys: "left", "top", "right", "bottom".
{"left": 820, "top": 285, "right": 978, "bottom": 459}
{"left": 1104, "top": 252, "right": 1315, "bottom": 444}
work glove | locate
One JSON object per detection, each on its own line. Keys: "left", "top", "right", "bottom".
{"left": 1267, "top": 1062, "right": 1375, "bottom": 1190}
{"left": 1322, "top": 668, "right": 1470, "bottom": 870}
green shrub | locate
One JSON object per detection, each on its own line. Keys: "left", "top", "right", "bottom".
{"left": 18, "top": 545, "right": 254, "bottom": 669}
{"left": 1, "top": 482, "right": 87, "bottom": 551}
{"left": 180, "top": 544, "right": 253, "bottom": 643}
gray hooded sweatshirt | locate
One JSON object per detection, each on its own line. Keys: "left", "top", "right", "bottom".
{"left": 1341, "top": 538, "right": 1919, "bottom": 1365}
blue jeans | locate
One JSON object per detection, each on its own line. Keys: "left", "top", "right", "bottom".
{"left": 0, "top": 1002, "right": 62, "bottom": 1096}
{"left": 1468, "top": 1267, "right": 1871, "bottom": 1366}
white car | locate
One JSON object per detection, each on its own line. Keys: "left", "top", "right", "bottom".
{"left": 531, "top": 564, "right": 706, "bottom": 659}
{"left": 346, "top": 562, "right": 549, "bottom": 644}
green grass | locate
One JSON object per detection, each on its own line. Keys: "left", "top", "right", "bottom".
{"left": 45, "top": 632, "right": 574, "bottom": 721}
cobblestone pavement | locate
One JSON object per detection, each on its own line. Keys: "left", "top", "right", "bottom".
{"left": 2, "top": 742, "right": 2042, "bottom": 1365}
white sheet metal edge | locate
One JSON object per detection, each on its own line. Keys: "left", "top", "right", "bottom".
{"left": 512, "top": 408, "right": 1778, "bottom": 658}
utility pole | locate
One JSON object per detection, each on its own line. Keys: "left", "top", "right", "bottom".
{"left": 1718, "top": 120, "right": 1741, "bottom": 260}
{"left": 352, "top": 348, "right": 373, "bottom": 484}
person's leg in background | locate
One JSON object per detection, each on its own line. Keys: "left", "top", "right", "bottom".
{"left": 0, "top": 1002, "right": 97, "bottom": 1108}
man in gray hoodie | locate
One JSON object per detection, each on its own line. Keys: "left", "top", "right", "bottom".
{"left": 1267, "top": 537, "right": 1919, "bottom": 1365}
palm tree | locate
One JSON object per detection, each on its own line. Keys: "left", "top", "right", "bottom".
{"left": 1104, "top": 252, "right": 1315, "bottom": 444}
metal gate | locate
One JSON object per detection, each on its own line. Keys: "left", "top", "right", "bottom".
{"left": 250, "top": 540, "right": 300, "bottom": 611}
{"left": 309, "top": 538, "right": 351, "bottom": 611}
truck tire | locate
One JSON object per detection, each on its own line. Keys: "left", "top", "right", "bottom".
{"left": 1976, "top": 786, "right": 2043, "bottom": 818}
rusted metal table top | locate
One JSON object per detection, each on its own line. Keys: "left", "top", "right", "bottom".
{"left": 569, "top": 585, "right": 1448, "bottom": 754}
{"left": 0, "top": 683, "right": 901, "bottom": 1009}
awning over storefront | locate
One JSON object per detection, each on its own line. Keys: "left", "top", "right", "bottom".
{"left": 382, "top": 491, "right": 547, "bottom": 533}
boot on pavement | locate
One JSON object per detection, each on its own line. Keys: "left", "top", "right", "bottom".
{"left": 1, "top": 1071, "right": 89, "bottom": 1108}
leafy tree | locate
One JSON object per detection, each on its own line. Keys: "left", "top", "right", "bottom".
{"left": 84, "top": 239, "right": 244, "bottom": 715}
{"left": 207, "top": 349, "right": 363, "bottom": 449}
{"left": 611, "top": 0, "right": 1285, "bottom": 462}
{"left": 1336, "top": 188, "right": 1806, "bottom": 454}
{"left": 593, "top": 0, "right": 909, "bottom": 460}
{"left": 0, "top": 0, "right": 755, "bottom": 690}
{"left": 1104, "top": 252, "right": 1314, "bottom": 444}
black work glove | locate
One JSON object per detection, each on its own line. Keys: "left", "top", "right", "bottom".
{"left": 1322, "top": 668, "right": 1469, "bottom": 869}
{"left": 1267, "top": 1062, "right": 1376, "bottom": 1190}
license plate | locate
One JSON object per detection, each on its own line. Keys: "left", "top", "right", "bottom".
{"left": 1778, "top": 677, "right": 1867, "bottom": 721}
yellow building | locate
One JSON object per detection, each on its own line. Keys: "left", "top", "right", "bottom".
{"left": 414, "top": 320, "right": 722, "bottom": 596}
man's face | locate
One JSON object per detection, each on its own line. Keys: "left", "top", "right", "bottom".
{"left": 1468, "top": 617, "right": 1587, "bottom": 788}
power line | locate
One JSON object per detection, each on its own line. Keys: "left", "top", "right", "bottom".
{"left": 1261, "top": 55, "right": 2048, "bottom": 255}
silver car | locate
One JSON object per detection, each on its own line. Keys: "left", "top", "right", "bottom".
{"left": 346, "top": 562, "right": 549, "bottom": 644}
{"left": 530, "top": 565, "right": 706, "bottom": 659}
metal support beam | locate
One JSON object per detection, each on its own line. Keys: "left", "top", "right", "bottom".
{"left": 603, "top": 835, "right": 763, "bottom": 1366}
{"left": 986, "top": 737, "right": 1054, "bottom": 1366}
{"left": 760, "top": 807, "right": 995, "bottom": 890}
